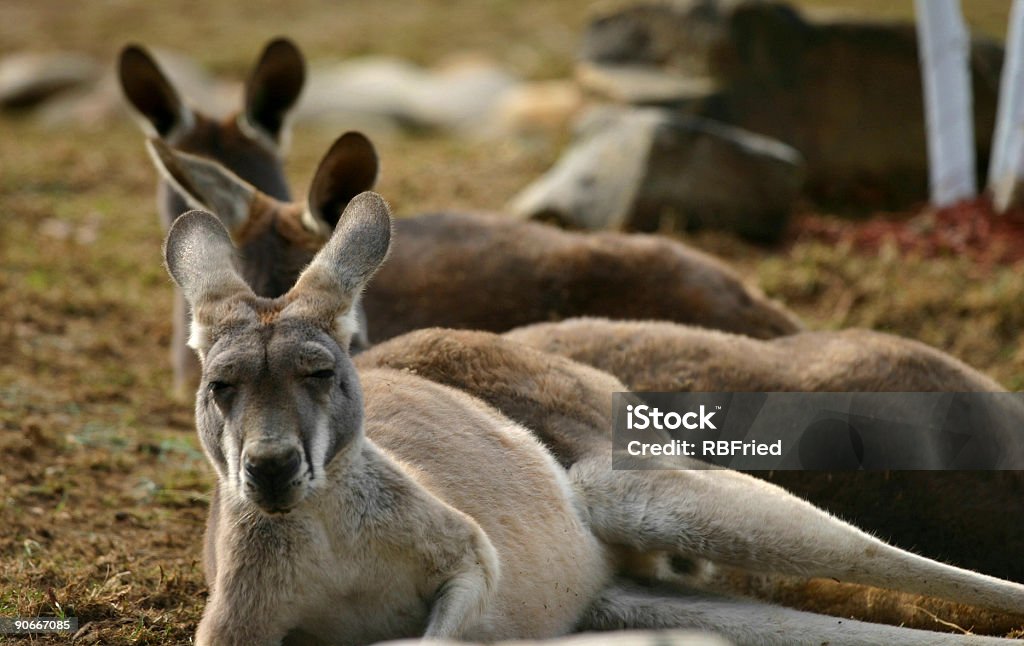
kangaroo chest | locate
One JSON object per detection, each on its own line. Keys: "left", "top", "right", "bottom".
{"left": 279, "top": 522, "right": 442, "bottom": 646}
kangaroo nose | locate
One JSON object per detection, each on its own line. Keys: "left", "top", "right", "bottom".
{"left": 244, "top": 448, "right": 302, "bottom": 490}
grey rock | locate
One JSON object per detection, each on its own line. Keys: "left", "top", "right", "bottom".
{"left": 38, "top": 48, "right": 237, "bottom": 128}
{"left": 509, "top": 106, "right": 803, "bottom": 241}
{"left": 581, "top": 0, "right": 739, "bottom": 77}
{"left": 576, "top": 60, "right": 720, "bottom": 106}
{"left": 296, "top": 55, "right": 519, "bottom": 134}
{"left": 0, "top": 52, "right": 100, "bottom": 109}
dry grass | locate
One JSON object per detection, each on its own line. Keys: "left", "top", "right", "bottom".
{"left": 1, "top": 1, "right": 1021, "bottom": 643}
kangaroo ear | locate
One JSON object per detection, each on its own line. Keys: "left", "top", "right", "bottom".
{"left": 146, "top": 138, "right": 258, "bottom": 233}
{"left": 164, "top": 210, "right": 255, "bottom": 353}
{"left": 307, "top": 132, "right": 380, "bottom": 230}
{"left": 285, "top": 192, "right": 391, "bottom": 346}
{"left": 242, "top": 37, "right": 305, "bottom": 142}
{"left": 119, "top": 44, "right": 194, "bottom": 139}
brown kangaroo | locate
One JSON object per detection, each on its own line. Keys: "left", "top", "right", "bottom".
{"left": 354, "top": 327, "right": 1024, "bottom": 638}
{"left": 504, "top": 317, "right": 1024, "bottom": 584}
{"left": 144, "top": 130, "right": 804, "bottom": 351}
{"left": 119, "top": 38, "right": 311, "bottom": 396}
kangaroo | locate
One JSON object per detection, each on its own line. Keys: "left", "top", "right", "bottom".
{"left": 164, "top": 196, "right": 611, "bottom": 645}
{"left": 504, "top": 318, "right": 1008, "bottom": 393}
{"left": 120, "top": 38, "right": 317, "bottom": 396}
{"left": 354, "top": 328, "right": 1024, "bottom": 643}
{"left": 167, "top": 201, "right": 1024, "bottom": 646}
{"left": 504, "top": 317, "right": 1024, "bottom": 583}
{"left": 145, "top": 130, "right": 804, "bottom": 350}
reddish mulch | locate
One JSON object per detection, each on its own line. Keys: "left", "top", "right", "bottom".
{"left": 793, "top": 197, "right": 1024, "bottom": 266}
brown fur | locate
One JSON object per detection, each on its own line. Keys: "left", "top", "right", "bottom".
{"left": 145, "top": 131, "right": 805, "bottom": 356}
{"left": 357, "top": 327, "right": 1024, "bottom": 635}
{"left": 505, "top": 317, "right": 1024, "bottom": 583}
{"left": 355, "top": 327, "right": 625, "bottom": 467}
{"left": 505, "top": 318, "right": 1005, "bottom": 392}
{"left": 121, "top": 39, "right": 306, "bottom": 396}
{"left": 363, "top": 211, "right": 803, "bottom": 343}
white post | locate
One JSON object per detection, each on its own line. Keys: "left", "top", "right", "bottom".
{"left": 915, "top": 0, "right": 977, "bottom": 207}
{"left": 990, "top": 0, "right": 1024, "bottom": 212}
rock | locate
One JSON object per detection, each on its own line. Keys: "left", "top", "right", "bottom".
{"left": 412, "top": 56, "right": 520, "bottom": 132}
{"left": 581, "top": 0, "right": 739, "bottom": 77}
{"left": 296, "top": 55, "right": 519, "bottom": 134}
{"left": 0, "top": 52, "right": 100, "bottom": 109}
{"left": 576, "top": 61, "right": 719, "bottom": 106}
{"left": 509, "top": 106, "right": 803, "bottom": 241}
{"left": 36, "top": 73, "right": 122, "bottom": 128}
{"left": 487, "top": 80, "right": 585, "bottom": 137}
{"left": 38, "top": 48, "right": 237, "bottom": 128}
{"left": 298, "top": 57, "right": 425, "bottom": 127}
{"left": 577, "top": 0, "right": 1003, "bottom": 207}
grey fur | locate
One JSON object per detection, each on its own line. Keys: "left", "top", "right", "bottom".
{"left": 164, "top": 198, "right": 610, "bottom": 646}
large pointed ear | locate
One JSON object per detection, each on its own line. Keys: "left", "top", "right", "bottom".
{"left": 284, "top": 192, "right": 391, "bottom": 346}
{"left": 119, "top": 44, "right": 194, "bottom": 139}
{"left": 164, "top": 210, "right": 254, "bottom": 354}
{"left": 146, "top": 138, "right": 257, "bottom": 233}
{"left": 242, "top": 37, "right": 305, "bottom": 142}
{"left": 307, "top": 132, "right": 380, "bottom": 230}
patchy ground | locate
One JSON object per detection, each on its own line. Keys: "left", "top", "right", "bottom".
{"left": 1, "top": 1, "right": 1022, "bottom": 644}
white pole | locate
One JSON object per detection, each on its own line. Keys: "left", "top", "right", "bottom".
{"left": 990, "top": 0, "right": 1024, "bottom": 212}
{"left": 915, "top": 0, "right": 977, "bottom": 207}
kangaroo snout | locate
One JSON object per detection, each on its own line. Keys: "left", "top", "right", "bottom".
{"left": 242, "top": 445, "right": 304, "bottom": 512}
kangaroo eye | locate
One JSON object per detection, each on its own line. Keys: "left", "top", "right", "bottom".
{"left": 208, "top": 381, "right": 234, "bottom": 393}
{"left": 308, "top": 369, "right": 335, "bottom": 380}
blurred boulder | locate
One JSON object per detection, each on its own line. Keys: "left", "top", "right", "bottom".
{"left": 0, "top": 52, "right": 100, "bottom": 110}
{"left": 487, "top": 79, "right": 585, "bottom": 137}
{"left": 578, "top": 0, "right": 1003, "bottom": 207}
{"left": 581, "top": 0, "right": 739, "bottom": 79}
{"left": 509, "top": 106, "right": 803, "bottom": 241}
{"left": 38, "top": 48, "right": 238, "bottom": 128}
{"left": 576, "top": 61, "right": 719, "bottom": 106}
{"left": 296, "top": 54, "right": 519, "bottom": 134}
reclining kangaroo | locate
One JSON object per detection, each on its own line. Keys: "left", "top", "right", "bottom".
{"left": 124, "top": 39, "right": 799, "bottom": 397}
{"left": 504, "top": 317, "right": 1024, "bottom": 583}
{"left": 168, "top": 197, "right": 1024, "bottom": 645}
{"left": 356, "top": 327, "right": 1024, "bottom": 636}
{"left": 119, "top": 39, "right": 377, "bottom": 397}
{"left": 145, "top": 130, "right": 802, "bottom": 345}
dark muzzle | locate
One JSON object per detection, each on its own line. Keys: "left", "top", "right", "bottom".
{"left": 243, "top": 448, "right": 302, "bottom": 509}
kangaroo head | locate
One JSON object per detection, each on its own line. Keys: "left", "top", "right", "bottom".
{"left": 119, "top": 37, "right": 305, "bottom": 212}
{"left": 164, "top": 193, "right": 392, "bottom": 514}
{"left": 146, "top": 131, "right": 378, "bottom": 298}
